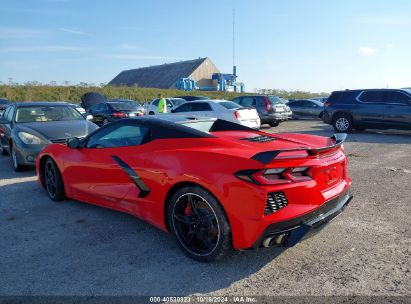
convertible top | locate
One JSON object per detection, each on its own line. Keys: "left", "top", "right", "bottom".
{"left": 101, "top": 116, "right": 258, "bottom": 142}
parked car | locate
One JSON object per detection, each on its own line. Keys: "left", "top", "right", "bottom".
{"left": 310, "top": 96, "right": 329, "bottom": 103}
{"left": 278, "top": 97, "right": 293, "bottom": 120}
{"left": 37, "top": 116, "right": 352, "bottom": 262}
{"left": 287, "top": 99, "right": 324, "bottom": 119}
{"left": 0, "top": 98, "right": 10, "bottom": 115}
{"left": 322, "top": 89, "right": 411, "bottom": 132}
{"left": 144, "top": 98, "right": 187, "bottom": 115}
{"left": 174, "top": 95, "right": 210, "bottom": 101}
{"left": 109, "top": 99, "right": 145, "bottom": 116}
{"left": 0, "top": 102, "right": 98, "bottom": 171}
{"left": 88, "top": 101, "right": 144, "bottom": 126}
{"left": 80, "top": 92, "right": 108, "bottom": 111}
{"left": 232, "top": 95, "right": 289, "bottom": 127}
{"left": 68, "top": 103, "right": 86, "bottom": 116}
{"left": 171, "top": 100, "right": 261, "bottom": 129}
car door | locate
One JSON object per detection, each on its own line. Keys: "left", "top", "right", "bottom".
{"left": 288, "top": 100, "right": 304, "bottom": 117}
{"left": 356, "top": 90, "right": 386, "bottom": 126}
{"left": 381, "top": 91, "right": 411, "bottom": 129}
{"left": 189, "top": 102, "right": 215, "bottom": 117}
{"left": 63, "top": 123, "right": 150, "bottom": 211}
{"left": 304, "top": 100, "right": 321, "bottom": 118}
{"left": 0, "top": 105, "right": 15, "bottom": 153}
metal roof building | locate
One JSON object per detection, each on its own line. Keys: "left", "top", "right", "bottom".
{"left": 108, "top": 57, "right": 220, "bottom": 89}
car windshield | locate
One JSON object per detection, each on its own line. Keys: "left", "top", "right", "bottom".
{"left": 268, "top": 96, "right": 283, "bottom": 104}
{"left": 181, "top": 120, "right": 216, "bottom": 132}
{"left": 219, "top": 101, "right": 242, "bottom": 109}
{"left": 109, "top": 102, "right": 135, "bottom": 111}
{"left": 15, "top": 105, "right": 84, "bottom": 123}
{"left": 171, "top": 99, "right": 186, "bottom": 107}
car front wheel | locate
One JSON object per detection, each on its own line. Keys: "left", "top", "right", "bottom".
{"left": 44, "top": 157, "right": 65, "bottom": 201}
{"left": 10, "top": 144, "right": 25, "bottom": 172}
{"left": 333, "top": 113, "right": 353, "bottom": 133}
{"left": 268, "top": 122, "right": 279, "bottom": 127}
{"left": 168, "top": 186, "right": 232, "bottom": 262}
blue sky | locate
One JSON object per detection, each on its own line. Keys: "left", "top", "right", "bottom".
{"left": 0, "top": 0, "right": 410, "bottom": 92}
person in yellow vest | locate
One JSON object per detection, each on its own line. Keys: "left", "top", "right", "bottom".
{"left": 157, "top": 94, "right": 167, "bottom": 113}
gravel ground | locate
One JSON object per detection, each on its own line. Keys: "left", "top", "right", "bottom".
{"left": 0, "top": 120, "right": 410, "bottom": 297}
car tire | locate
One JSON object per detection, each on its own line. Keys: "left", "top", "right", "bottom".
{"left": 168, "top": 185, "right": 232, "bottom": 262}
{"left": 0, "top": 142, "right": 8, "bottom": 156}
{"left": 319, "top": 111, "right": 324, "bottom": 119}
{"left": 102, "top": 118, "right": 109, "bottom": 126}
{"left": 10, "top": 144, "right": 25, "bottom": 172}
{"left": 333, "top": 113, "right": 353, "bottom": 133}
{"left": 149, "top": 111, "right": 155, "bottom": 115}
{"left": 43, "top": 157, "right": 65, "bottom": 201}
{"left": 268, "top": 122, "right": 279, "bottom": 127}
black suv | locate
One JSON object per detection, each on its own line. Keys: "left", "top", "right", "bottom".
{"left": 232, "top": 95, "right": 290, "bottom": 127}
{"left": 322, "top": 89, "right": 411, "bottom": 132}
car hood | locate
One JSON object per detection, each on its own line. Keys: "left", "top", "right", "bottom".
{"left": 80, "top": 92, "right": 108, "bottom": 110}
{"left": 16, "top": 120, "right": 98, "bottom": 141}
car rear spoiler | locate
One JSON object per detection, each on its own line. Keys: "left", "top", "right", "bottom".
{"left": 251, "top": 133, "right": 347, "bottom": 165}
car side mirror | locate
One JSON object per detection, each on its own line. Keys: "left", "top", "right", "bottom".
{"left": 67, "top": 137, "right": 81, "bottom": 149}
{"left": 171, "top": 109, "right": 176, "bottom": 113}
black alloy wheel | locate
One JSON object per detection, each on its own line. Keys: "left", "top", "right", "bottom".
{"left": 169, "top": 186, "right": 232, "bottom": 262}
{"left": 44, "top": 158, "right": 65, "bottom": 201}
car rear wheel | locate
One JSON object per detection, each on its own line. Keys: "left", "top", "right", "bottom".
{"left": 44, "top": 157, "right": 65, "bottom": 201}
{"left": 10, "top": 144, "right": 25, "bottom": 172}
{"left": 168, "top": 186, "right": 232, "bottom": 262}
{"left": 333, "top": 113, "right": 353, "bottom": 133}
{"left": 268, "top": 122, "right": 279, "bottom": 127}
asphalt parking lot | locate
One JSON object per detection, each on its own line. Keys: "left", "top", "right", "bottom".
{"left": 0, "top": 120, "right": 410, "bottom": 297}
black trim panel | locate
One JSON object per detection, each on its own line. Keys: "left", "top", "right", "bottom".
{"left": 253, "top": 189, "right": 352, "bottom": 248}
{"left": 251, "top": 133, "right": 347, "bottom": 164}
{"left": 111, "top": 156, "right": 150, "bottom": 198}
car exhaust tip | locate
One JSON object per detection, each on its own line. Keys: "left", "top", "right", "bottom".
{"left": 262, "top": 233, "right": 288, "bottom": 247}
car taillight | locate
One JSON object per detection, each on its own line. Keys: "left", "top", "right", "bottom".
{"left": 235, "top": 167, "right": 312, "bottom": 185}
{"left": 112, "top": 112, "right": 126, "bottom": 118}
{"left": 264, "top": 96, "right": 271, "bottom": 112}
{"left": 324, "top": 101, "right": 332, "bottom": 107}
{"left": 234, "top": 110, "right": 241, "bottom": 120}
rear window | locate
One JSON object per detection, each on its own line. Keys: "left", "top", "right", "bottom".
{"left": 268, "top": 96, "right": 283, "bottom": 104}
{"left": 358, "top": 91, "right": 384, "bottom": 103}
{"left": 171, "top": 98, "right": 186, "bottom": 107}
{"left": 219, "top": 101, "right": 242, "bottom": 109}
{"left": 109, "top": 102, "right": 135, "bottom": 111}
{"left": 328, "top": 91, "right": 359, "bottom": 103}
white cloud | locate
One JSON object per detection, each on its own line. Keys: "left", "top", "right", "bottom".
{"left": 59, "top": 27, "right": 87, "bottom": 35}
{"left": 0, "top": 27, "right": 43, "bottom": 38}
{"left": 1, "top": 45, "right": 87, "bottom": 52}
{"left": 358, "top": 47, "right": 377, "bottom": 56}
{"left": 120, "top": 43, "right": 140, "bottom": 50}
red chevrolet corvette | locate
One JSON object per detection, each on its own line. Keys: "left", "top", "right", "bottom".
{"left": 36, "top": 116, "right": 352, "bottom": 262}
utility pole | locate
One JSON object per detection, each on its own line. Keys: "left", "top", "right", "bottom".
{"left": 232, "top": 8, "right": 237, "bottom": 92}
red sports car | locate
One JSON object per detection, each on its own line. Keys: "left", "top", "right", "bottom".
{"left": 36, "top": 116, "right": 352, "bottom": 262}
